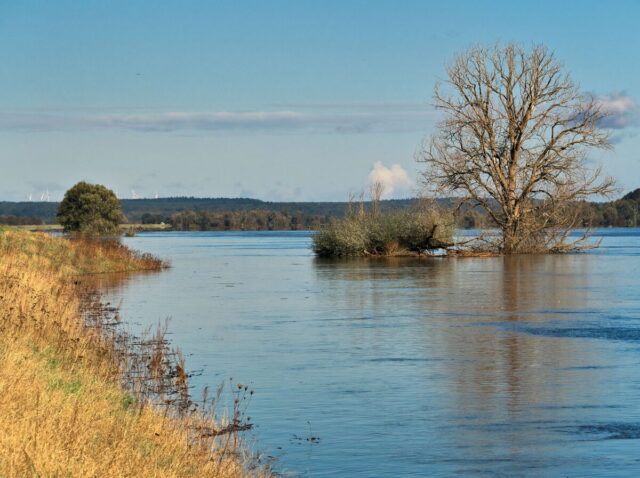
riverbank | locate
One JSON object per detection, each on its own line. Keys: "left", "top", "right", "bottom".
{"left": 14, "top": 223, "right": 172, "bottom": 232}
{"left": 0, "top": 230, "right": 267, "bottom": 477}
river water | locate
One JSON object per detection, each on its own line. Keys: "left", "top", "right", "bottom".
{"left": 104, "top": 230, "right": 640, "bottom": 477}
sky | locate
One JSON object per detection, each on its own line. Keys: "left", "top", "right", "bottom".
{"left": 1, "top": 0, "right": 639, "bottom": 202}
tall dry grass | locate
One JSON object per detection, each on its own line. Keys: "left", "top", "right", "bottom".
{"left": 0, "top": 230, "right": 268, "bottom": 477}
{"left": 0, "top": 229, "right": 168, "bottom": 274}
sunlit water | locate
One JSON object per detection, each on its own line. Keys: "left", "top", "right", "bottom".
{"left": 103, "top": 229, "right": 640, "bottom": 477}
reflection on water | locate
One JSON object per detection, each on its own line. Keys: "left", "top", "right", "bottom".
{"left": 80, "top": 268, "right": 162, "bottom": 291}
{"left": 104, "top": 230, "right": 640, "bottom": 477}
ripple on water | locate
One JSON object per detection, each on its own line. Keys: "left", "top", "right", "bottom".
{"left": 368, "top": 357, "right": 448, "bottom": 363}
{"left": 562, "top": 423, "right": 640, "bottom": 440}
{"left": 111, "top": 230, "right": 640, "bottom": 477}
{"left": 520, "top": 326, "right": 640, "bottom": 342}
{"left": 487, "top": 320, "right": 640, "bottom": 343}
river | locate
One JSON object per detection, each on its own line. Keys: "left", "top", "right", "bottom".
{"left": 104, "top": 229, "right": 640, "bottom": 477}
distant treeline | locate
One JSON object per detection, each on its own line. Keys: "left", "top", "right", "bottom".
{"left": 576, "top": 198, "right": 640, "bottom": 227}
{"left": 1, "top": 189, "right": 639, "bottom": 229}
{"left": 0, "top": 197, "right": 413, "bottom": 224}
{"left": 452, "top": 192, "right": 640, "bottom": 229}
{"left": 0, "top": 214, "right": 43, "bottom": 226}
{"left": 149, "top": 209, "right": 330, "bottom": 231}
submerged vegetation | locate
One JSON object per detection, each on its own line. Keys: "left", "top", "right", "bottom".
{"left": 313, "top": 190, "right": 455, "bottom": 257}
{"left": 0, "top": 229, "right": 267, "bottom": 477}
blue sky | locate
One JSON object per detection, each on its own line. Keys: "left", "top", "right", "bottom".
{"left": 1, "top": 0, "right": 639, "bottom": 201}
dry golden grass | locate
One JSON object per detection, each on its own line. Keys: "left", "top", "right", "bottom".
{"left": 0, "top": 230, "right": 267, "bottom": 477}
{"left": 0, "top": 229, "right": 168, "bottom": 274}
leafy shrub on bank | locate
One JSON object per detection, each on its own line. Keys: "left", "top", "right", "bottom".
{"left": 312, "top": 209, "right": 455, "bottom": 257}
{"left": 57, "top": 182, "right": 124, "bottom": 235}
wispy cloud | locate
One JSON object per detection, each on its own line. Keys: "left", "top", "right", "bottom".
{"left": 368, "top": 161, "right": 413, "bottom": 198}
{"left": 4, "top": 94, "right": 636, "bottom": 138}
{"left": 270, "top": 102, "right": 431, "bottom": 111}
{"left": 595, "top": 92, "right": 639, "bottom": 129}
{"left": 0, "top": 106, "right": 437, "bottom": 135}
{"left": 0, "top": 105, "right": 164, "bottom": 113}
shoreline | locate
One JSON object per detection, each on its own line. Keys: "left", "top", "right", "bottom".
{"left": 11, "top": 224, "right": 640, "bottom": 234}
{"left": 0, "top": 230, "right": 268, "bottom": 477}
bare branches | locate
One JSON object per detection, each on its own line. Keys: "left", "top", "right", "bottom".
{"left": 369, "top": 180, "right": 385, "bottom": 217}
{"left": 417, "top": 43, "right": 615, "bottom": 253}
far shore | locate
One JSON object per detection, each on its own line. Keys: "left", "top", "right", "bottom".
{"left": 14, "top": 223, "right": 172, "bottom": 232}
{"left": 12, "top": 224, "right": 637, "bottom": 234}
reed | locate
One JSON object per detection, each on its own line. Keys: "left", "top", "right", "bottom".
{"left": 0, "top": 229, "right": 268, "bottom": 477}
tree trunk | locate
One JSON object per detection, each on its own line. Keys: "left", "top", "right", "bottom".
{"left": 418, "top": 43, "right": 614, "bottom": 254}
{"left": 502, "top": 222, "right": 519, "bottom": 254}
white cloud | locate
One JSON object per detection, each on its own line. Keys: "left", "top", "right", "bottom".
{"left": 0, "top": 106, "right": 437, "bottom": 135}
{"left": 367, "top": 161, "right": 413, "bottom": 199}
{"left": 595, "top": 92, "right": 639, "bottom": 129}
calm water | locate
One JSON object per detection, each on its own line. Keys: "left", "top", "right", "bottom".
{"left": 105, "top": 230, "right": 640, "bottom": 477}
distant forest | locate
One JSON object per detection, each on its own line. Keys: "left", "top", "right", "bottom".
{"left": 0, "top": 190, "right": 639, "bottom": 230}
{"left": 163, "top": 210, "right": 328, "bottom": 231}
{"left": 0, "top": 215, "right": 44, "bottom": 226}
{"left": 0, "top": 197, "right": 413, "bottom": 227}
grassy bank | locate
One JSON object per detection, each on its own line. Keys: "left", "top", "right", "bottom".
{"left": 0, "top": 230, "right": 266, "bottom": 477}
{"left": 0, "top": 229, "right": 167, "bottom": 274}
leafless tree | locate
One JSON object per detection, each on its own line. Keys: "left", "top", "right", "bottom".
{"left": 418, "top": 43, "right": 616, "bottom": 253}
{"left": 357, "top": 191, "right": 366, "bottom": 219}
{"left": 369, "top": 180, "right": 385, "bottom": 217}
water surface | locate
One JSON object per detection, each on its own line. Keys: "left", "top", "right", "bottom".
{"left": 106, "top": 230, "right": 640, "bottom": 477}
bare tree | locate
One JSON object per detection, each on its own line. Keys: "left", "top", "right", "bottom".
{"left": 418, "top": 43, "right": 615, "bottom": 253}
{"left": 357, "top": 191, "right": 365, "bottom": 219}
{"left": 369, "top": 180, "right": 385, "bottom": 217}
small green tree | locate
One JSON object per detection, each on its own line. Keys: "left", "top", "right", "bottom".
{"left": 57, "top": 182, "right": 124, "bottom": 234}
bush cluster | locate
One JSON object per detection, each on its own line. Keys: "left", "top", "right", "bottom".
{"left": 312, "top": 209, "right": 455, "bottom": 257}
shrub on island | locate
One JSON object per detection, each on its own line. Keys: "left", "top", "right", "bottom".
{"left": 312, "top": 207, "right": 455, "bottom": 257}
